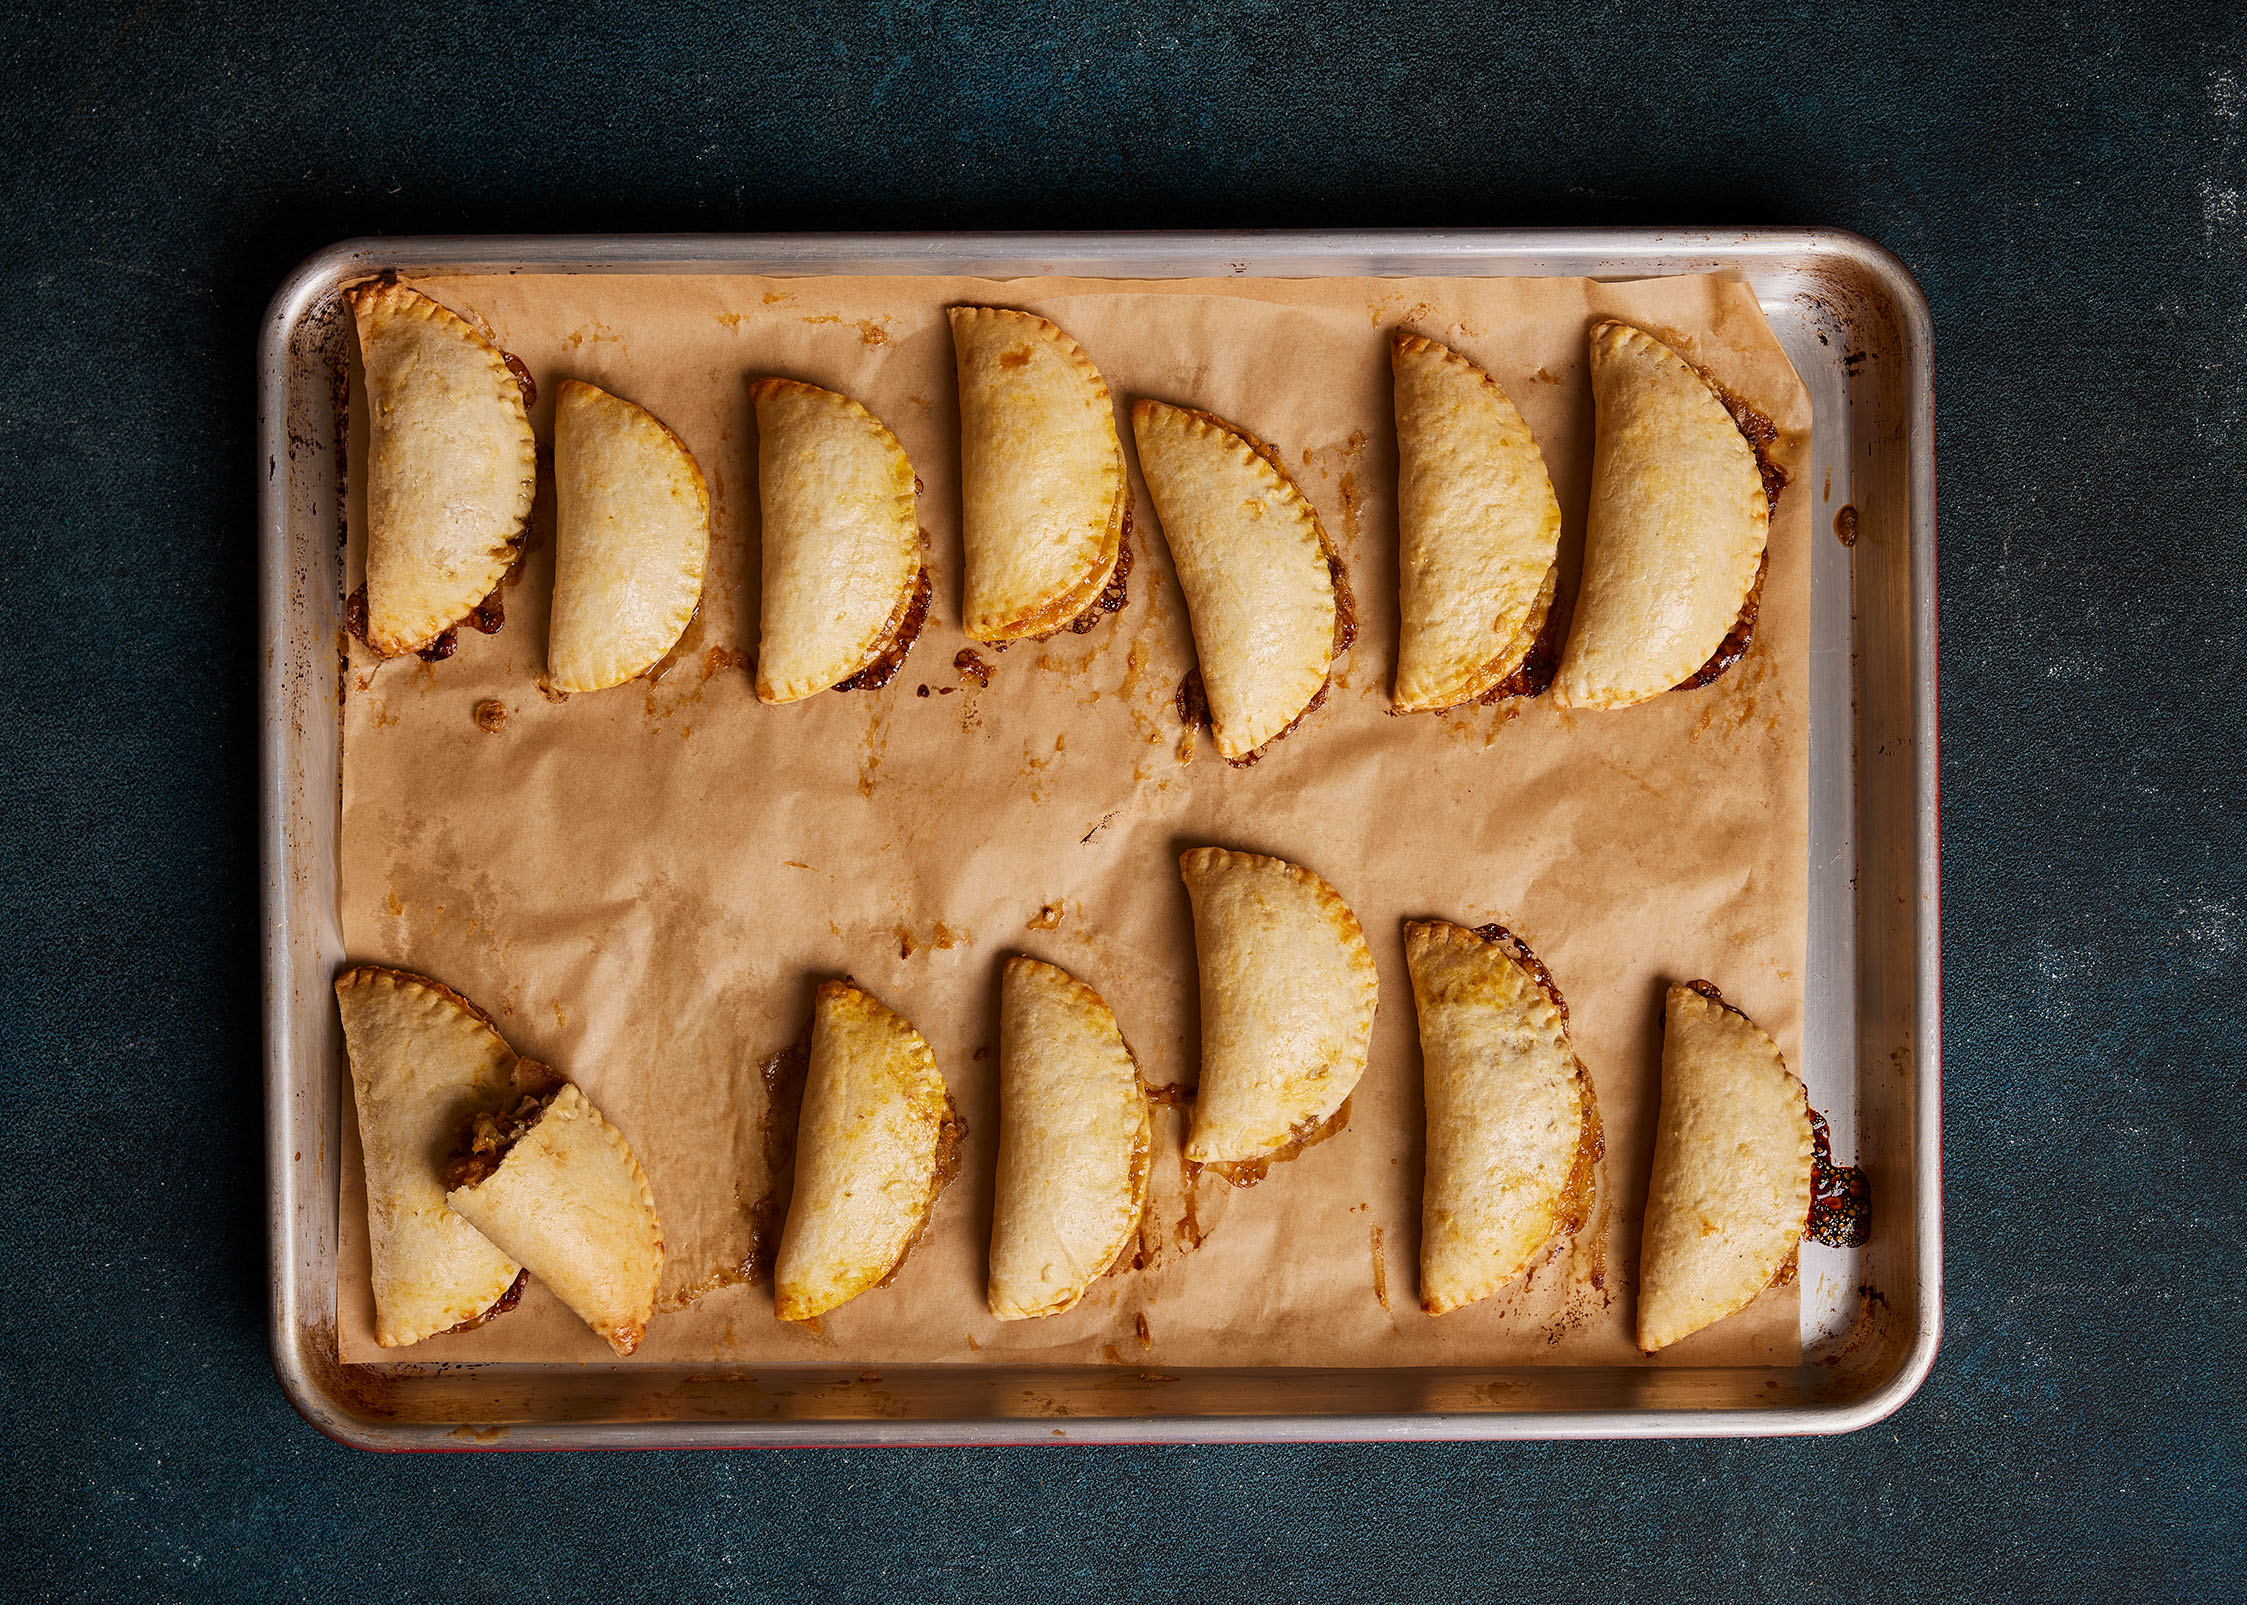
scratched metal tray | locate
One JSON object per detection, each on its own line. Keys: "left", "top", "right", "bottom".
{"left": 260, "top": 230, "right": 1940, "bottom": 1448}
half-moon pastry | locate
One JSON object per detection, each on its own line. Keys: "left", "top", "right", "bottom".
{"left": 774, "top": 980, "right": 959, "bottom": 1321}
{"left": 548, "top": 380, "right": 711, "bottom": 693}
{"left": 950, "top": 307, "right": 1130, "bottom": 642}
{"left": 1405, "top": 920, "right": 1599, "bottom": 1315}
{"left": 443, "top": 1081, "right": 664, "bottom": 1357}
{"left": 335, "top": 966, "right": 553, "bottom": 1347}
{"left": 1638, "top": 982, "right": 1813, "bottom": 1352}
{"left": 1552, "top": 321, "right": 1770, "bottom": 710}
{"left": 1178, "top": 847, "right": 1378, "bottom": 1166}
{"left": 1131, "top": 402, "right": 1345, "bottom": 761}
{"left": 1391, "top": 335, "right": 1565, "bottom": 712}
{"left": 751, "top": 378, "right": 926, "bottom": 703}
{"left": 989, "top": 957, "right": 1151, "bottom": 1321}
{"left": 347, "top": 282, "right": 536, "bottom": 657}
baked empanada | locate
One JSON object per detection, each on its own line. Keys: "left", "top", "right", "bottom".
{"left": 347, "top": 282, "right": 536, "bottom": 657}
{"left": 335, "top": 966, "right": 553, "bottom": 1347}
{"left": 774, "top": 980, "right": 960, "bottom": 1321}
{"left": 548, "top": 380, "right": 711, "bottom": 693}
{"left": 1131, "top": 402, "right": 1348, "bottom": 761}
{"left": 443, "top": 1080, "right": 664, "bottom": 1357}
{"left": 989, "top": 957, "right": 1151, "bottom": 1321}
{"left": 751, "top": 378, "right": 927, "bottom": 703}
{"left": 1552, "top": 321, "right": 1770, "bottom": 710}
{"left": 950, "top": 307, "right": 1130, "bottom": 641}
{"left": 1391, "top": 335, "right": 1565, "bottom": 712}
{"left": 1405, "top": 921, "right": 1600, "bottom": 1315}
{"left": 1638, "top": 982, "right": 1813, "bottom": 1352}
{"left": 1179, "top": 847, "right": 1378, "bottom": 1167}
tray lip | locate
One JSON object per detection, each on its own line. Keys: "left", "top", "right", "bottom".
{"left": 260, "top": 227, "right": 1940, "bottom": 1451}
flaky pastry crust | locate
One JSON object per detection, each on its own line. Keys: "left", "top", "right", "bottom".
{"left": 950, "top": 307, "right": 1129, "bottom": 641}
{"left": 1405, "top": 921, "right": 1594, "bottom": 1314}
{"left": 1552, "top": 321, "right": 1770, "bottom": 710}
{"left": 548, "top": 380, "right": 710, "bottom": 693}
{"left": 335, "top": 965, "right": 532, "bottom": 1347}
{"left": 444, "top": 1081, "right": 665, "bottom": 1357}
{"left": 752, "top": 378, "right": 922, "bottom": 703}
{"left": 1131, "top": 402, "right": 1340, "bottom": 760}
{"left": 1391, "top": 336, "right": 1564, "bottom": 712}
{"left": 1178, "top": 847, "right": 1379, "bottom": 1165}
{"left": 347, "top": 282, "right": 536, "bottom": 656}
{"left": 774, "top": 980, "right": 956, "bottom": 1321}
{"left": 1637, "top": 983, "right": 1813, "bottom": 1352}
{"left": 988, "top": 957, "right": 1152, "bottom": 1320}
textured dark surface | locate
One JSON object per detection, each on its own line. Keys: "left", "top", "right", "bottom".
{"left": 0, "top": 2, "right": 2240, "bottom": 1599}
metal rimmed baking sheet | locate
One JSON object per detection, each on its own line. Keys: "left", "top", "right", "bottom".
{"left": 261, "top": 229, "right": 1938, "bottom": 1447}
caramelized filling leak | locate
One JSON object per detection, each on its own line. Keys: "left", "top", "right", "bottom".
{"left": 343, "top": 586, "right": 370, "bottom": 647}
{"left": 472, "top": 700, "right": 507, "bottom": 734}
{"left": 417, "top": 630, "right": 459, "bottom": 663}
{"left": 1807, "top": 1110, "right": 1871, "bottom": 1247}
{"left": 1675, "top": 550, "right": 1765, "bottom": 691}
{"left": 1478, "top": 567, "right": 1567, "bottom": 703}
{"left": 834, "top": 564, "right": 930, "bottom": 692}
{"left": 469, "top": 588, "right": 505, "bottom": 634}
{"left": 443, "top": 1268, "right": 528, "bottom": 1336}
{"left": 1470, "top": 922, "right": 1569, "bottom": 1024}
{"left": 1067, "top": 514, "right": 1135, "bottom": 634}
{"left": 743, "top": 1033, "right": 812, "bottom": 1283}
{"left": 1173, "top": 667, "right": 1211, "bottom": 731}
{"left": 501, "top": 353, "right": 538, "bottom": 411}
{"left": 1834, "top": 504, "right": 1860, "bottom": 547}
{"left": 954, "top": 646, "right": 992, "bottom": 688}
{"left": 1192, "top": 1099, "right": 1352, "bottom": 1189}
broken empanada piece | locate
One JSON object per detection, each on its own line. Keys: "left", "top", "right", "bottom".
{"left": 1405, "top": 921, "right": 1600, "bottom": 1315}
{"left": 1179, "top": 847, "right": 1378, "bottom": 1167}
{"left": 751, "top": 378, "right": 926, "bottom": 703}
{"left": 443, "top": 1081, "right": 664, "bottom": 1357}
{"left": 1131, "top": 402, "right": 1347, "bottom": 761}
{"left": 1552, "top": 321, "right": 1770, "bottom": 710}
{"left": 548, "top": 380, "right": 710, "bottom": 693}
{"left": 950, "top": 307, "right": 1130, "bottom": 641}
{"left": 347, "top": 282, "right": 536, "bottom": 657}
{"left": 774, "top": 980, "right": 960, "bottom": 1321}
{"left": 989, "top": 958, "right": 1152, "bottom": 1321}
{"left": 335, "top": 966, "right": 554, "bottom": 1348}
{"left": 1391, "top": 336, "right": 1565, "bottom": 712}
{"left": 1638, "top": 982, "right": 1813, "bottom": 1353}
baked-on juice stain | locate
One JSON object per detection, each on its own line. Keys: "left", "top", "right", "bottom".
{"left": 743, "top": 1034, "right": 811, "bottom": 1282}
{"left": 1834, "top": 504, "right": 1860, "bottom": 546}
{"left": 1807, "top": 1110, "right": 1871, "bottom": 1246}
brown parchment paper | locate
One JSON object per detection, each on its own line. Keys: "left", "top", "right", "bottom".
{"left": 334, "top": 271, "right": 1812, "bottom": 1371}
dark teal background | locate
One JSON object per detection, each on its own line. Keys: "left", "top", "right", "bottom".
{"left": 2, "top": 2, "right": 2241, "bottom": 1599}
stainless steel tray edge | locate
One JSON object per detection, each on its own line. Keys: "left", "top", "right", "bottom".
{"left": 260, "top": 229, "right": 1940, "bottom": 1449}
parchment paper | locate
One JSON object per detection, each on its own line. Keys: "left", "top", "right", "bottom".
{"left": 335, "top": 271, "right": 1812, "bottom": 1371}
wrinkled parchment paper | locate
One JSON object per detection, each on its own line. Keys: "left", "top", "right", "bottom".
{"left": 336, "top": 271, "right": 1811, "bottom": 1370}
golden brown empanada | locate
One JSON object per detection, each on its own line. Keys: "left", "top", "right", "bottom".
{"left": 548, "top": 380, "right": 710, "bottom": 693}
{"left": 1391, "top": 336, "right": 1565, "bottom": 712}
{"left": 1178, "top": 847, "right": 1378, "bottom": 1167}
{"left": 347, "top": 282, "right": 536, "bottom": 657}
{"left": 751, "top": 378, "right": 926, "bottom": 703}
{"left": 1638, "top": 982, "right": 1813, "bottom": 1352}
{"left": 950, "top": 307, "right": 1130, "bottom": 641}
{"left": 988, "top": 957, "right": 1151, "bottom": 1321}
{"left": 335, "top": 966, "right": 552, "bottom": 1347}
{"left": 1405, "top": 921, "right": 1600, "bottom": 1315}
{"left": 1131, "top": 402, "right": 1347, "bottom": 761}
{"left": 1552, "top": 321, "right": 1770, "bottom": 710}
{"left": 775, "top": 980, "right": 959, "bottom": 1321}
{"left": 442, "top": 1080, "right": 664, "bottom": 1357}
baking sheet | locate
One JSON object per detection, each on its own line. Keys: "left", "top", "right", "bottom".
{"left": 334, "top": 270, "right": 1812, "bottom": 1371}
